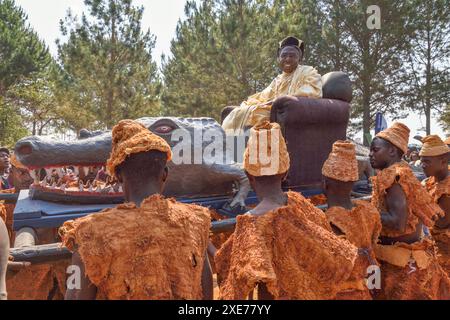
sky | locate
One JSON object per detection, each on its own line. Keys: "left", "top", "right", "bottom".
{"left": 13, "top": 0, "right": 448, "bottom": 142}
{"left": 15, "top": 0, "right": 189, "bottom": 64}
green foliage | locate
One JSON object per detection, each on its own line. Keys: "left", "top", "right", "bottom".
{"left": 5, "top": 67, "right": 64, "bottom": 136}
{"left": 0, "top": 97, "right": 29, "bottom": 148}
{"left": 1, "top": 0, "right": 448, "bottom": 146}
{"left": 0, "top": 0, "right": 50, "bottom": 146}
{"left": 162, "top": 0, "right": 288, "bottom": 120}
{"left": 56, "top": 0, "right": 162, "bottom": 130}
{"left": 163, "top": 0, "right": 430, "bottom": 142}
{"left": 439, "top": 105, "right": 450, "bottom": 134}
{"left": 0, "top": 0, "right": 51, "bottom": 94}
{"left": 402, "top": 0, "right": 450, "bottom": 135}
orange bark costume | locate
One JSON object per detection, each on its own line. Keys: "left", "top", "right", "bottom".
{"left": 216, "top": 124, "right": 359, "bottom": 300}
{"left": 425, "top": 175, "right": 450, "bottom": 276}
{"left": 6, "top": 225, "right": 70, "bottom": 300}
{"left": 3, "top": 156, "right": 69, "bottom": 300}
{"left": 371, "top": 161, "right": 441, "bottom": 238}
{"left": 0, "top": 188, "right": 15, "bottom": 242}
{"left": 322, "top": 141, "right": 382, "bottom": 300}
{"left": 371, "top": 123, "right": 450, "bottom": 300}
{"left": 59, "top": 120, "right": 211, "bottom": 300}
{"left": 6, "top": 261, "right": 69, "bottom": 300}
{"left": 420, "top": 135, "right": 450, "bottom": 276}
{"left": 216, "top": 191, "right": 358, "bottom": 300}
{"left": 326, "top": 201, "right": 381, "bottom": 300}
{"left": 60, "top": 195, "right": 211, "bottom": 300}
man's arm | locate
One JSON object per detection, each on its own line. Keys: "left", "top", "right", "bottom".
{"left": 0, "top": 219, "right": 9, "bottom": 300}
{"left": 65, "top": 251, "right": 97, "bottom": 300}
{"left": 436, "top": 195, "right": 450, "bottom": 229}
{"left": 201, "top": 253, "right": 213, "bottom": 300}
{"left": 381, "top": 183, "right": 409, "bottom": 232}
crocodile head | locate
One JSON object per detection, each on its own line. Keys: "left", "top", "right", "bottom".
{"left": 14, "top": 117, "right": 248, "bottom": 204}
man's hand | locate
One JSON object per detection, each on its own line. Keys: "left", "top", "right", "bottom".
{"left": 7, "top": 261, "right": 31, "bottom": 272}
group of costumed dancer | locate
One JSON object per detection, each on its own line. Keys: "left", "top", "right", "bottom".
{"left": 0, "top": 36, "right": 449, "bottom": 300}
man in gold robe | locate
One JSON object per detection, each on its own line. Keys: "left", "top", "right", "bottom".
{"left": 222, "top": 37, "right": 322, "bottom": 134}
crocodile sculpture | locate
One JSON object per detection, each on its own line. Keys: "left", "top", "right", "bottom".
{"left": 14, "top": 117, "right": 251, "bottom": 209}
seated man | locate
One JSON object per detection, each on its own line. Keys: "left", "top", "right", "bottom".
{"left": 369, "top": 122, "right": 450, "bottom": 300}
{"left": 9, "top": 153, "right": 34, "bottom": 192}
{"left": 0, "top": 147, "right": 11, "bottom": 191}
{"left": 419, "top": 135, "right": 450, "bottom": 276}
{"left": 60, "top": 120, "right": 213, "bottom": 300}
{"left": 215, "top": 121, "right": 358, "bottom": 300}
{"left": 222, "top": 36, "right": 322, "bottom": 134}
{"left": 322, "top": 140, "right": 381, "bottom": 300}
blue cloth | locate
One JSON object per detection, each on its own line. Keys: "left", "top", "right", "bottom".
{"left": 375, "top": 112, "right": 388, "bottom": 134}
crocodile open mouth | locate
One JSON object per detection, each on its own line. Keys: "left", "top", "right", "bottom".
{"left": 26, "top": 164, "right": 124, "bottom": 204}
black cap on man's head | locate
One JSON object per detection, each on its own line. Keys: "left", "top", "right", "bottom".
{"left": 0, "top": 147, "right": 10, "bottom": 155}
{"left": 278, "top": 36, "right": 304, "bottom": 57}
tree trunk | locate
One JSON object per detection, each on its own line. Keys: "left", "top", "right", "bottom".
{"left": 425, "top": 10, "right": 432, "bottom": 135}
{"left": 106, "top": 11, "right": 116, "bottom": 129}
{"left": 361, "top": 29, "right": 372, "bottom": 146}
{"left": 363, "top": 89, "right": 371, "bottom": 146}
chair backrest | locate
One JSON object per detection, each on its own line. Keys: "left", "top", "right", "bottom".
{"left": 270, "top": 71, "right": 352, "bottom": 190}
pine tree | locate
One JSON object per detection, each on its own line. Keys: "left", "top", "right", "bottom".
{"left": 403, "top": 0, "right": 450, "bottom": 135}
{"left": 5, "top": 67, "right": 63, "bottom": 136}
{"left": 439, "top": 104, "right": 450, "bottom": 134}
{"left": 316, "top": 0, "right": 415, "bottom": 144}
{"left": 0, "top": 0, "right": 51, "bottom": 146}
{"left": 56, "top": 0, "right": 161, "bottom": 130}
{"left": 162, "top": 0, "right": 291, "bottom": 120}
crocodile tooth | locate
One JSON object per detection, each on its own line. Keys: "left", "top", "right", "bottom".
{"left": 79, "top": 183, "right": 84, "bottom": 192}
{"left": 60, "top": 184, "right": 66, "bottom": 192}
{"left": 73, "top": 166, "right": 79, "bottom": 176}
{"left": 44, "top": 168, "right": 52, "bottom": 178}
{"left": 82, "top": 166, "right": 89, "bottom": 176}
{"left": 29, "top": 170, "right": 36, "bottom": 180}
{"left": 56, "top": 168, "right": 63, "bottom": 178}
{"left": 118, "top": 185, "right": 123, "bottom": 193}
{"left": 88, "top": 184, "right": 93, "bottom": 192}
{"left": 33, "top": 172, "right": 40, "bottom": 184}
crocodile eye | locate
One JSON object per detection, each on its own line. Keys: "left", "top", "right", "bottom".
{"left": 154, "top": 125, "right": 174, "bottom": 134}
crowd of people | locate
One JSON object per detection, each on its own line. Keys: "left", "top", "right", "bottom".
{"left": 0, "top": 36, "right": 449, "bottom": 300}
{"left": 1, "top": 119, "right": 449, "bottom": 300}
